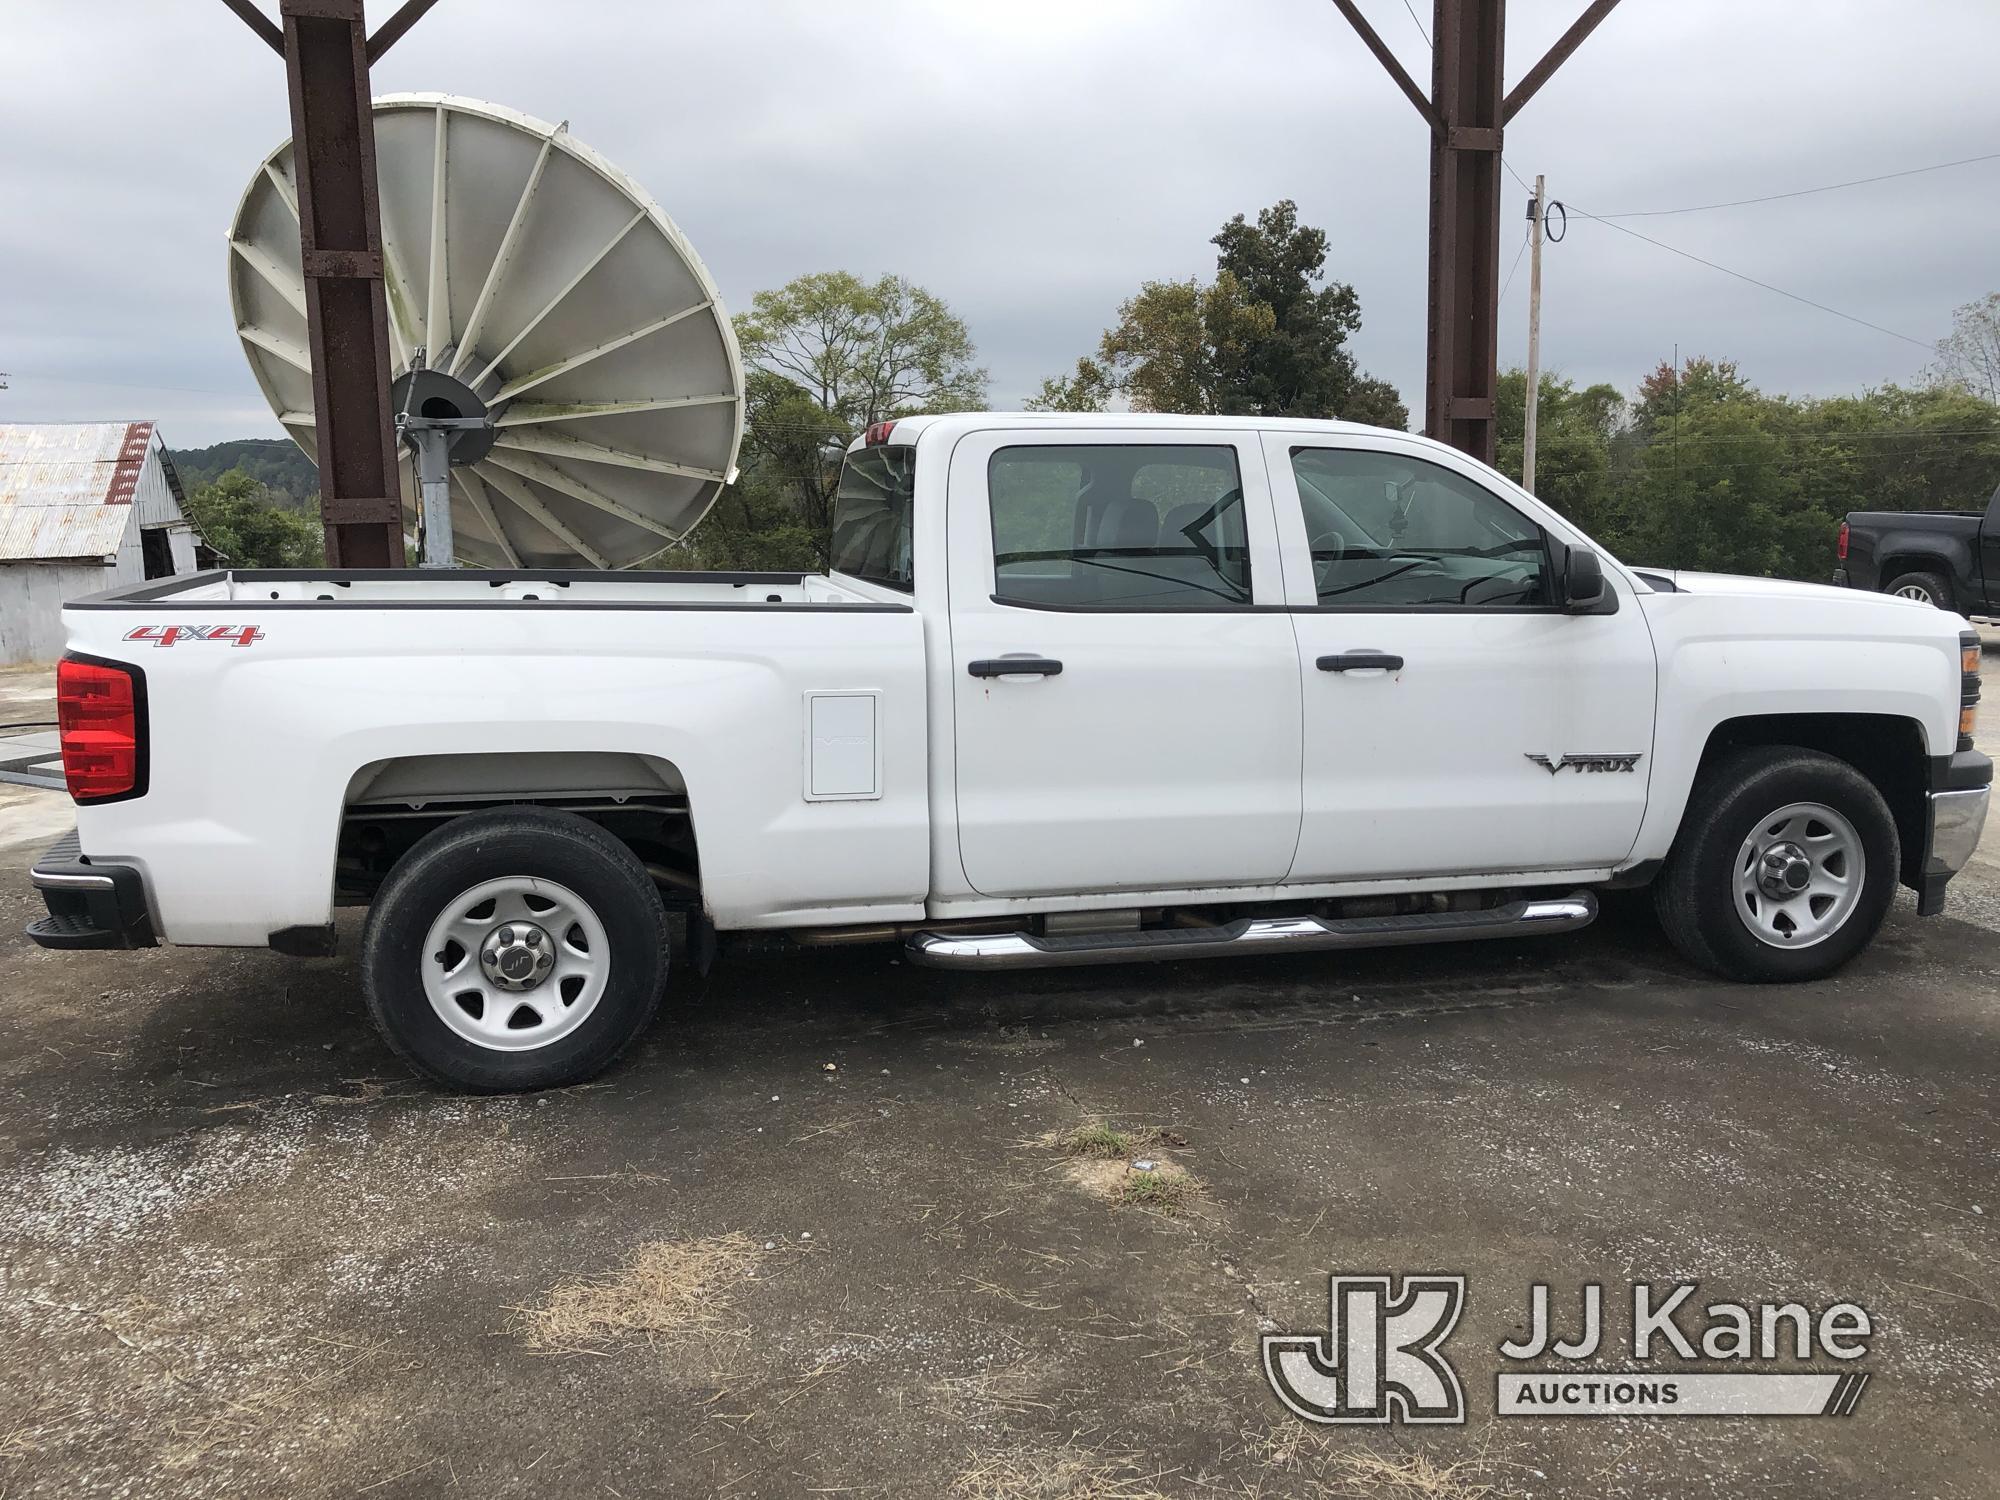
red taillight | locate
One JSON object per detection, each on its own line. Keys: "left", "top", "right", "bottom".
{"left": 863, "top": 420, "right": 897, "bottom": 446}
{"left": 57, "top": 656, "right": 144, "bottom": 803}
{"left": 1837, "top": 521, "right": 1849, "bottom": 561}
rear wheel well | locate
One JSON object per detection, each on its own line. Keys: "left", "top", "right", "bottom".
{"left": 1693, "top": 714, "right": 1927, "bottom": 887}
{"left": 1875, "top": 554, "right": 1952, "bottom": 594}
{"left": 335, "top": 753, "right": 701, "bottom": 911}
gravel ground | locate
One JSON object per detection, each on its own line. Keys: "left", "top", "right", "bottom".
{"left": 0, "top": 653, "right": 1995, "bottom": 1498}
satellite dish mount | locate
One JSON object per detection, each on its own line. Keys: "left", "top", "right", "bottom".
{"left": 393, "top": 353, "right": 497, "bottom": 566}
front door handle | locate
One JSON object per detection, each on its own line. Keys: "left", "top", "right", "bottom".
{"left": 969, "top": 656, "right": 1064, "bottom": 679}
{"left": 1317, "top": 651, "right": 1404, "bottom": 673}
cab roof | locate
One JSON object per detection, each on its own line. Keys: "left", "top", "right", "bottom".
{"left": 846, "top": 410, "right": 1445, "bottom": 455}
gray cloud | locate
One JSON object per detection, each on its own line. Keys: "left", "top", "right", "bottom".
{"left": 3, "top": 0, "right": 1997, "bottom": 448}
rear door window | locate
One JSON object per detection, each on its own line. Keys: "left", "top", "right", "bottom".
{"left": 988, "top": 444, "right": 1252, "bottom": 609}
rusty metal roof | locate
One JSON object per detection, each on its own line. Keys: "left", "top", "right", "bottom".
{"left": 0, "top": 422, "right": 154, "bottom": 561}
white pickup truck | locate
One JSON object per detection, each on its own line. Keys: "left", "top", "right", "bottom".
{"left": 29, "top": 413, "right": 1991, "bottom": 1091}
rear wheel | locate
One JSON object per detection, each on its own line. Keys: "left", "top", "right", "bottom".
{"left": 362, "top": 806, "right": 669, "bottom": 1091}
{"left": 1653, "top": 747, "right": 1899, "bottom": 983}
{"left": 1884, "top": 569, "right": 1953, "bottom": 610}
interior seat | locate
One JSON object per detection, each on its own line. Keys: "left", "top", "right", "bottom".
{"left": 1099, "top": 495, "right": 1160, "bottom": 552}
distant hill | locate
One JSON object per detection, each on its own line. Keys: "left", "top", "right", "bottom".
{"left": 170, "top": 438, "right": 319, "bottom": 510}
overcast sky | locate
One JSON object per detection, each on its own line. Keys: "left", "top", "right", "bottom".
{"left": 3, "top": 0, "right": 1997, "bottom": 449}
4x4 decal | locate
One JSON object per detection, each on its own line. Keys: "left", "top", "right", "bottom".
{"left": 123, "top": 625, "right": 265, "bottom": 648}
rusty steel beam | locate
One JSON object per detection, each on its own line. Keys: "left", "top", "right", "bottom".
{"left": 365, "top": 0, "right": 443, "bottom": 64}
{"left": 1503, "top": 0, "right": 1624, "bottom": 122}
{"left": 218, "top": 0, "right": 285, "bottom": 55}
{"left": 1326, "top": 0, "right": 1624, "bottom": 467}
{"left": 1325, "top": 0, "right": 1438, "bottom": 128}
{"left": 1423, "top": 0, "right": 1506, "bottom": 464}
{"left": 281, "top": 0, "right": 405, "bottom": 567}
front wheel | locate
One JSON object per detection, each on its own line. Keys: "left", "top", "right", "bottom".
{"left": 1653, "top": 747, "right": 1899, "bottom": 983}
{"left": 361, "top": 806, "right": 669, "bottom": 1091}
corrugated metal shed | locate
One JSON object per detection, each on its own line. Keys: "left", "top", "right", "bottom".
{"left": 0, "top": 421, "right": 166, "bottom": 561}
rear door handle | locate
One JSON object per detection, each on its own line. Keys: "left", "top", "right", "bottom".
{"left": 1317, "top": 651, "right": 1404, "bottom": 673}
{"left": 969, "top": 656, "right": 1064, "bottom": 678}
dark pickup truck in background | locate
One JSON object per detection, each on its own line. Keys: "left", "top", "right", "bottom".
{"left": 1836, "top": 483, "right": 2000, "bottom": 616}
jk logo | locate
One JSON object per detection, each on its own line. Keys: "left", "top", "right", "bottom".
{"left": 1262, "top": 1274, "right": 1466, "bottom": 1425}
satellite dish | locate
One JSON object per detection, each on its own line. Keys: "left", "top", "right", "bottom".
{"left": 228, "top": 92, "right": 744, "bottom": 567}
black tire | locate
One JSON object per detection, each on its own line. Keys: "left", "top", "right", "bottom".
{"left": 1652, "top": 746, "right": 1899, "bottom": 983}
{"left": 361, "top": 806, "right": 669, "bottom": 1092}
{"left": 1883, "top": 569, "right": 1953, "bottom": 610}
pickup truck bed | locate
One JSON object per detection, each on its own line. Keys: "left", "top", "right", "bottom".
{"left": 53, "top": 565, "right": 931, "bottom": 948}
{"left": 96, "top": 566, "right": 891, "bottom": 610}
{"left": 1836, "top": 484, "right": 2000, "bottom": 616}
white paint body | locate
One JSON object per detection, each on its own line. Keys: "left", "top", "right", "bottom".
{"left": 58, "top": 415, "right": 1971, "bottom": 948}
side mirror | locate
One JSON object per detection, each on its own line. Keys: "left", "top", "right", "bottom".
{"left": 1558, "top": 544, "right": 1610, "bottom": 613}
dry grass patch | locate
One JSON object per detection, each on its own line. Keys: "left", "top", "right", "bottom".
{"left": 1044, "top": 1121, "right": 1202, "bottom": 1213}
{"left": 515, "top": 1231, "right": 768, "bottom": 1351}
{"left": 1236, "top": 1423, "right": 1522, "bottom": 1499}
{"left": 951, "top": 1443, "right": 1173, "bottom": 1500}
{"left": 1062, "top": 1155, "right": 1204, "bottom": 1215}
{"left": 1049, "top": 1121, "right": 1185, "bottom": 1160}
{"left": 1112, "top": 1162, "right": 1202, "bottom": 1211}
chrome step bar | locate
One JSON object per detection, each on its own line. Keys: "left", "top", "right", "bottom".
{"left": 905, "top": 893, "right": 1597, "bottom": 971}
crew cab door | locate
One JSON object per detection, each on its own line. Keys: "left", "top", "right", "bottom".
{"left": 1266, "top": 434, "right": 1655, "bottom": 882}
{"left": 947, "top": 428, "right": 1303, "bottom": 898}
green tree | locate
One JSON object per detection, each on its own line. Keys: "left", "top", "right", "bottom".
{"left": 696, "top": 272, "right": 986, "bottom": 569}
{"left": 672, "top": 479, "right": 820, "bottom": 572}
{"left": 1630, "top": 355, "right": 1755, "bottom": 433}
{"left": 1024, "top": 356, "right": 1114, "bottom": 413}
{"left": 169, "top": 439, "right": 319, "bottom": 508}
{"left": 1796, "top": 384, "right": 2000, "bottom": 516}
{"left": 1063, "top": 200, "right": 1405, "bottom": 428}
{"left": 734, "top": 271, "right": 987, "bottom": 430}
{"left": 1096, "top": 271, "right": 1273, "bottom": 414}
{"left": 1631, "top": 405, "right": 1805, "bottom": 575}
{"left": 1495, "top": 368, "right": 1622, "bottom": 538}
{"left": 182, "top": 468, "right": 324, "bottom": 567}
{"left": 1209, "top": 199, "right": 1399, "bottom": 423}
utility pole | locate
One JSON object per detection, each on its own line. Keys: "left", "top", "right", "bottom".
{"left": 1521, "top": 173, "right": 1545, "bottom": 492}
{"left": 1328, "top": 0, "right": 1624, "bottom": 466}
{"left": 219, "top": 0, "right": 443, "bottom": 567}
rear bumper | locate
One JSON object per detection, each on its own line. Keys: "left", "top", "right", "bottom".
{"left": 1830, "top": 567, "right": 1851, "bottom": 589}
{"left": 1918, "top": 750, "right": 1993, "bottom": 915}
{"left": 26, "top": 828, "right": 156, "bottom": 950}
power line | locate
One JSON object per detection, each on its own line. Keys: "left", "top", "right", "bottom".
{"left": 1399, "top": 0, "right": 1430, "bottom": 47}
{"left": 1500, "top": 224, "right": 1532, "bottom": 302}
{"left": 1590, "top": 150, "right": 2000, "bottom": 219}
{"left": 1562, "top": 206, "right": 1934, "bottom": 351}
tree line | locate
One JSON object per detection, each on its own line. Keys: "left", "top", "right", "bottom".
{"left": 703, "top": 200, "right": 2000, "bottom": 583}
{"left": 178, "top": 202, "right": 2000, "bottom": 577}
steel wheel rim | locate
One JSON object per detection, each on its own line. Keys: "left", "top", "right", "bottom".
{"left": 421, "top": 877, "right": 609, "bottom": 1051}
{"left": 1732, "top": 801, "right": 1865, "bottom": 950}
{"left": 1893, "top": 583, "right": 1935, "bottom": 602}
